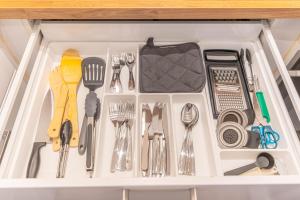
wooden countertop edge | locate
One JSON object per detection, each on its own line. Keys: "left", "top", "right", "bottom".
{"left": 0, "top": 8, "right": 300, "bottom": 19}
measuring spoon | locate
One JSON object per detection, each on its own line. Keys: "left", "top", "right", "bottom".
{"left": 224, "top": 152, "right": 275, "bottom": 176}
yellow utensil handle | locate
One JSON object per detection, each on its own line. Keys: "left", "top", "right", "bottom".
{"left": 48, "top": 85, "right": 68, "bottom": 138}
{"left": 52, "top": 95, "right": 70, "bottom": 152}
{"left": 68, "top": 84, "right": 79, "bottom": 147}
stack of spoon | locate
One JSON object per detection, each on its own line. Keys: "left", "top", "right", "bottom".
{"left": 178, "top": 103, "right": 199, "bottom": 176}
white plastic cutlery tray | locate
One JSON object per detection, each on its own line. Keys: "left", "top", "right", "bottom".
{"left": 1, "top": 21, "right": 300, "bottom": 199}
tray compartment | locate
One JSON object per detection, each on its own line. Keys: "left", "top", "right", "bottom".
{"left": 105, "top": 44, "right": 139, "bottom": 94}
{"left": 95, "top": 94, "right": 137, "bottom": 178}
{"left": 171, "top": 94, "right": 218, "bottom": 176}
{"left": 137, "top": 94, "right": 176, "bottom": 176}
{"left": 201, "top": 41, "right": 289, "bottom": 150}
{"left": 8, "top": 42, "right": 108, "bottom": 178}
{"left": 220, "top": 150, "right": 298, "bottom": 175}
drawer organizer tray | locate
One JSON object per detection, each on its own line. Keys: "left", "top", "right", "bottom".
{"left": 1, "top": 21, "right": 300, "bottom": 200}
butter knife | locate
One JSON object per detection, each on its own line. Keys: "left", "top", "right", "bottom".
{"left": 141, "top": 104, "right": 152, "bottom": 175}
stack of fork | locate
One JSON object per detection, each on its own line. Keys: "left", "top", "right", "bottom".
{"left": 109, "top": 102, "right": 135, "bottom": 172}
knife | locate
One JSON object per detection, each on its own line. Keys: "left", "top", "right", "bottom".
{"left": 26, "top": 91, "right": 52, "bottom": 178}
{"left": 161, "top": 104, "right": 169, "bottom": 176}
{"left": 157, "top": 103, "right": 167, "bottom": 176}
{"left": 141, "top": 104, "right": 152, "bottom": 175}
{"left": 151, "top": 103, "right": 163, "bottom": 175}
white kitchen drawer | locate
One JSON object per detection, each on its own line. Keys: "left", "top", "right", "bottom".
{"left": 1, "top": 21, "right": 300, "bottom": 200}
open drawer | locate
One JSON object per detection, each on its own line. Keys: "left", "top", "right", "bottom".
{"left": 1, "top": 21, "right": 300, "bottom": 200}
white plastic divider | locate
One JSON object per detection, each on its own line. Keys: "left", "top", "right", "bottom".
{"left": 5, "top": 37, "right": 300, "bottom": 180}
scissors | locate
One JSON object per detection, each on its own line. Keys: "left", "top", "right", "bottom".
{"left": 251, "top": 76, "right": 280, "bottom": 149}
{"left": 251, "top": 125, "right": 280, "bottom": 149}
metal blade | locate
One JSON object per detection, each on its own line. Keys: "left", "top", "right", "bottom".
{"left": 157, "top": 103, "right": 164, "bottom": 136}
{"left": 142, "top": 104, "right": 152, "bottom": 136}
{"left": 35, "top": 91, "right": 52, "bottom": 143}
{"left": 152, "top": 103, "right": 160, "bottom": 133}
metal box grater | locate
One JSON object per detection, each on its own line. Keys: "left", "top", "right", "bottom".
{"left": 204, "top": 50, "right": 253, "bottom": 118}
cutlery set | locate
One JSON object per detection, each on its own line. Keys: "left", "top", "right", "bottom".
{"left": 141, "top": 103, "right": 169, "bottom": 177}
{"left": 178, "top": 103, "right": 199, "bottom": 176}
{"left": 110, "top": 53, "right": 136, "bottom": 93}
{"left": 109, "top": 102, "right": 135, "bottom": 172}
{"left": 25, "top": 43, "right": 282, "bottom": 179}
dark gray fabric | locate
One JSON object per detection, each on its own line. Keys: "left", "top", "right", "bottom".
{"left": 139, "top": 41, "right": 206, "bottom": 93}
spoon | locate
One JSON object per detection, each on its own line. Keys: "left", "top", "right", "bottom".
{"left": 178, "top": 103, "right": 199, "bottom": 175}
{"left": 224, "top": 152, "right": 275, "bottom": 176}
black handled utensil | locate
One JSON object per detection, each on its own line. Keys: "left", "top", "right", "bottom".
{"left": 80, "top": 57, "right": 106, "bottom": 177}
{"left": 26, "top": 92, "right": 52, "bottom": 178}
{"left": 56, "top": 120, "right": 72, "bottom": 178}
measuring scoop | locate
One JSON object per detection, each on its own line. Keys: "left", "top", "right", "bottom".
{"left": 224, "top": 152, "right": 275, "bottom": 176}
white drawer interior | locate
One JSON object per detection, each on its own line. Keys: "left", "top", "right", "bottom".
{"left": 4, "top": 22, "right": 300, "bottom": 185}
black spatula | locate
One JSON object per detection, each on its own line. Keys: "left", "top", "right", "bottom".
{"left": 80, "top": 57, "right": 106, "bottom": 176}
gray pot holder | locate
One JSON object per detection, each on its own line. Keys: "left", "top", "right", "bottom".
{"left": 139, "top": 38, "right": 206, "bottom": 93}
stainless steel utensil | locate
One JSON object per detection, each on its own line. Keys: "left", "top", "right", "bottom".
{"left": 178, "top": 103, "right": 199, "bottom": 176}
{"left": 141, "top": 104, "right": 152, "bottom": 176}
{"left": 162, "top": 103, "right": 170, "bottom": 176}
{"left": 224, "top": 152, "right": 275, "bottom": 176}
{"left": 110, "top": 55, "right": 123, "bottom": 93}
{"left": 151, "top": 103, "right": 160, "bottom": 176}
{"left": 26, "top": 92, "right": 52, "bottom": 178}
{"left": 110, "top": 103, "right": 124, "bottom": 172}
{"left": 56, "top": 120, "right": 72, "bottom": 178}
{"left": 110, "top": 102, "right": 135, "bottom": 172}
{"left": 125, "top": 103, "right": 135, "bottom": 170}
{"left": 125, "top": 53, "right": 135, "bottom": 90}
{"left": 151, "top": 103, "right": 167, "bottom": 176}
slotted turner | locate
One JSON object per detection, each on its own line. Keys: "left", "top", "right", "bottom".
{"left": 80, "top": 57, "right": 106, "bottom": 176}
{"left": 82, "top": 57, "right": 106, "bottom": 91}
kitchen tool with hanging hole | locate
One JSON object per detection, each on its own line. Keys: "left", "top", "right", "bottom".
{"left": 60, "top": 49, "right": 82, "bottom": 147}
{"left": 80, "top": 57, "right": 106, "bottom": 177}
{"left": 204, "top": 50, "right": 253, "bottom": 118}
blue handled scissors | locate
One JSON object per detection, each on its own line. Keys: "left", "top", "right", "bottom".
{"left": 251, "top": 125, "right": 280, "bottom": 149}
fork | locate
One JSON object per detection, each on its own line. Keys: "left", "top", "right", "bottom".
{"left": 125, "top": 53, "right": 135, "bottom": 90}
{"left": 125, "top": 103, "right": 135, "bottom": 170}
{"left": 110, "top": 103, "right": 125, "bottom": 172}
{"left": 110, "top": 55, "right": 123, "bottom": 93}
{"left": 115, "top": 103, "right": 135, "bottom": 171}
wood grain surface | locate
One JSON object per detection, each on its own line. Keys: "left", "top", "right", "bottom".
{"left": 0, "top": 0, "right": 300, "bottom": 19}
